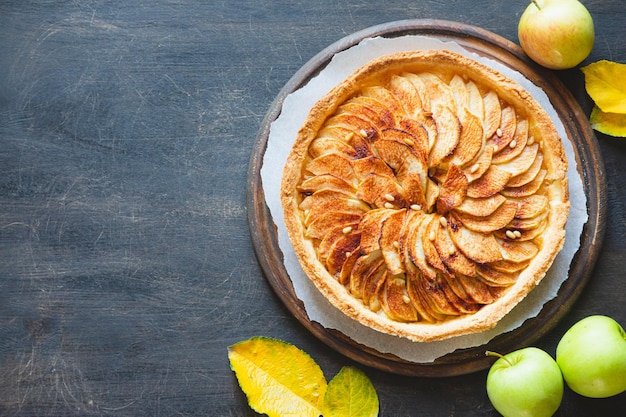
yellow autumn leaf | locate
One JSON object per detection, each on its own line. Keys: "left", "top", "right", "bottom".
{"left": 322, "top": 366, "right": 379, "bottom": 417}
{"left": 581, "top": 60, "right": 626, "bottom": 114}
{"left": 228, "top": 336, "right": 327, "bottom": 417}
{"left": 589, "top": 105, "right": 626, "bottom": 137}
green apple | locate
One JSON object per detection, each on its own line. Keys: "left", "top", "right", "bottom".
{"left": 486, "top": 347, "right": 563, "bottom": 417}
{"left": 556, "top": 315, "right": 626, "bottom": 398}
{"left": 518, "top": 0, "right": 594, "bottom": 70}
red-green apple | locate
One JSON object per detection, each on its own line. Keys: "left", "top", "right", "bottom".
{"left": 556, "top": 315, "right": 626, "bottom": 398}
{"left": 486, "top": 347, "right": 563, "bottom": 417}
{"left": 518, "top": 0, "right": 594, "bottom": 70}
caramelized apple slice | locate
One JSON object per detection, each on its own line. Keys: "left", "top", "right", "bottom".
{"left": 436, "top": 164, "right": 469, "bottom": 215}
{"left": 361, "top": 264, "right": 387, "bottom": 310}
{"left": 514, "top": 195, "right": 549, "bottom": 219}
{"left": 450, "top": 74, "right": 469, "bottom": 110}
{"left": 298, "top": 173, "right": 356, "bottom": 194}
{"left": 433, "top": 217, "right": 476, "bottom": 277}
{"left": 326, "top": 113, "right": 380, "bottom": 141}
{"left": 362, "top": 86, "right": 405, "bottom": 116}
{"left": 352, "top": 155, "right": 395, "bottom": 180}
{"left": 402, "top": 72, "right": 431, "bottom": 112}
{"left": 449, "top": 107, "right": 484, "bottom": 167}
{"left": 380, "top": 209, "right": 407, "bottom": 275}
{"left": 349, "top": 249, "right": 384, "bottom": 299}
{"left": 506, "top": 152, "right": 543, "bottom": 188}
{"left": 325, "top": 231, "right": 361, "bottom": 278}
{"left": 306, "top": 152, "right": 356, "bottom": 185}
{"left": 429, "top": 106, "right": 460, "bottom": 167}
{"left": 488, "top": 106, "right": 516, "bottom": 152}
{"left": 467, "top": 165, "right": 512, "bottom": 198}
{"left": 422, "top": 215, "right": 449, "bottom": 275}
{"left": 380, "top": 275, "right": 419, "bottom": 322}
{"left": 490, "top": 259, "right": 531, "bottom": 274}
{"left": 356, "top": 173, "right": 407, "bottom": 209}
{"left": 305, "top": 211, "right": 363, "bottom": 240}
{"left": 448, "top": 214, "right": 503, "bottom": 263}
{"left": 498, "top": 238, "right": 539, "bottom": 263}
{"left": 406, "top": 272, "right": 441, "bottom": 322}
{"left": 482, "top": 90, "right": 501, "bottom": 139}
{"left": 388, "top": 74, "right": 423, "bottom": 118}
{"left": 497, "top": 143, "right": 539, "bottom": 177}
{"left": 455, "top": 200, "right": 518, "bottom": 233}
{"left": 424, "top": 177, "right": 440, "bottom": 213}
{"left": 466, "top": 80, "right": 485, "bottom": 120}
{"left": 339, "top": 248, "right": 361, "bottom": 285}
{"left": 492, "top": 119, "right": 528, "bottom": 164}
{"left": 475, "top": 263, "right": 519, "bottom": 286}
{"left": 456, "top": 273, "right": 498, "bottom": 305}
{"left": 502, "top": 169, "right": 547, "bottom": 198}
{"left": 359, "top": 209, "right": 395, "bottom": 253}
{"left": 455, "top": 194, "right": 507, "bottom": 217}
{"left": 340, "top": 95, "right": 396, "bottom": 129}
{"left": 419, "top": 72, "right": 456, "bottom": 111}
{"left": 309, "top": 136, "right": 357, "bottom": 159}
{"left": 464, "top": 144, "right": 494, "bottom": 183}
{"left": 406, "top": 214, "right": 438, "bottom": 281}
{"left": 318, "top": 225, "right": 360, "bottom": 260}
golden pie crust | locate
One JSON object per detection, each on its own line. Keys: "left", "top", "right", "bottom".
{"left": 281, "top": 50, "right": 569, "bottom": 342}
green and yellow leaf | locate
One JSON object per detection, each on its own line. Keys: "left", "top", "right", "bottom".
{"left": 589, "top": 105, "right": 626, "bottom": 137}
{"left": 581, "top": 60, "right": 626, "bottom": 114}
{"left": 228, "top": 336, "right": 327, "bottom": 417}
{"left": 322, "top": 366, "right": 379, "bottom": 417}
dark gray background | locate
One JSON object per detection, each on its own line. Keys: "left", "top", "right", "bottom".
{"left": 1, "top": 1, "right": 624, "bottom": 415}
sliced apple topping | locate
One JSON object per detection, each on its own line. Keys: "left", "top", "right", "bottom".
{"left": 419, "top": 72, "right": 456, "bottom": 111}
{"left": 349, "top": 249, "right": 384, "bottom": 299}
{"left": 429, "top": 106, "right": 461, "bottom": 167}
{"left": 340, "top": 95, "right": 396, "bottom": 129}
{"left": 467, "top": 164, "right": 512, "bottom": 198}
{"left": 352, "top": 155, "right": 395, "bottom": 180}
{"left": 482, "top": 90, "right": 502, "bottom": 139}
{"left": 362, "top": 86, "right": 405, "bottom": 116}
{"left": 466, "top": 80, "right": 485, "bottom": 120}
{"left": 506, "top": 152, "right": 544, "bottom": 188}
{"left": 498, "top": 239, "right": 539, "bottom": 263}
{"left": 502, "top": 169, "right": 547, "bottom": 198}
{"left": 514, "top": 195, "right": 549, "bottom": 219}
{"left": 492, "top": 119, "right": 529, "bottom": 164}
{"left": 380, "top": 276, "right": 419, "bottom": 322}
{"left": 455, "top": 194, "right": 507, "bottom": 217}
{"left": 309, "top": 135, "right": 357, "bottom": 159}
{"left": 464, "top": 144, "right": 494, "bottom": 183}
{"left": 447, "top": 213, "right": 503, "bottom": 263}
{"left": 325, "top": 231, "right": 361, "bottom": 278}
{"left": 306, "top": 151, "right": 357, "bottom": 185}
{"left": 356, "top": 173, "right": 407, "bottom": 208}
{"left": 455, "top": 200, "right": 518, "bottom": 233}
{"left": 380, "top": 209, "right": 407, "bottom": 275}
{"left": 318, "top": 225, "right": 359, "bottom": 260}
{"left": 298, "top": 173, "right": 356, "bottom": 195}
{"left": 488, "top": 106, "right": 517, "bottom": 153}
{"left": 388, "top": 74, "right": 424, "bottom": 118}
{"left": 305, "top": 211, "right": 364, "bottom": 240}
{"left": 359, "top": 208, "right": 396, "bottom": 253}
{"left": 455, "top": 273, "right": 498, "bottom": 305}
{"left": 433, "top": 216, "right": 476, "bottom": 277}
{"left": 497, "top": 143, "right": 539, "bottom": 177}
{"left": 422, "top": 214, "right": 449, "bottom": 275}
{"left": 449, "top": 107, "right": 484, "bottom": 167}
{"left": 436, "top": 164, "right": 469, "bottom": 215}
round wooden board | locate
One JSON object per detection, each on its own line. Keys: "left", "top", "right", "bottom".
{"left": 247, "top": 19, "right": 606, "bottom": 377}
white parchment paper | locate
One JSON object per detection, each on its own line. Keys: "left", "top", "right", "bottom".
{"left": 261, "top": 35, "right": 588, "bottom": 363}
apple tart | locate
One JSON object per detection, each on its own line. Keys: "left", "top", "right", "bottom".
{"left": 281, "top": 50, "right": 569, "bottom": 342}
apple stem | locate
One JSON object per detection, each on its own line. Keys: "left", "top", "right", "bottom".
{"left": 530, "top": 0, "right": 541, "bottom": 10}
{"left": 485, "top": 350, "right": 514, "bottom": 367}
